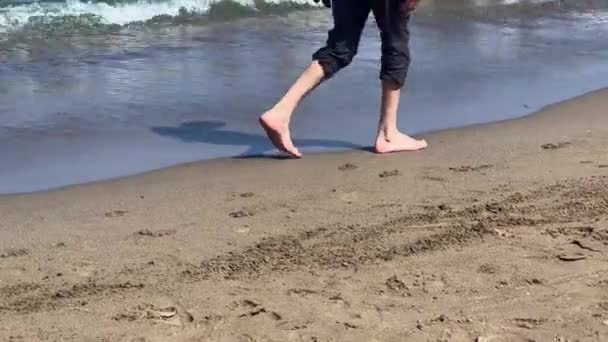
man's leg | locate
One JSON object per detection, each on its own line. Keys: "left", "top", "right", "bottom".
{"left": 259, "top": 62, "right": 324, "bottom": 158}
{"left": 375, "top": 80, "right": 427, "bottom": 153}
{"left": 372, "top": 0, "right": 427, "bottom": 153}
{"left": 260, "top": 0, "right": 371, "bottom": 157}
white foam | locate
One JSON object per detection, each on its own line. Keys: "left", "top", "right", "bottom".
{"left": 0, "top": 0, "right": 317, "bottom": 31}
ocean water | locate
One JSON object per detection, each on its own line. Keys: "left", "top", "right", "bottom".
{"left": 1, "top": 0, "right": 607, "bottom": 193}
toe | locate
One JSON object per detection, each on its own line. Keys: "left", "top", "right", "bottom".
{"left": 285, "top": 144, "right": 302, "bottom": 158}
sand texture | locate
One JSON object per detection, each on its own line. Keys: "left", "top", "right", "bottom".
{"left": 1, "top": 90, "right": 608, "bottom": 341}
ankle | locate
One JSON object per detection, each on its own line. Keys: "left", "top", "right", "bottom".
{"left": 378, "top": 125, "right": 399, "bottom": 140}
{"left": 273, "top": 102, "right": 296, "bottom": 118}
{"left": 263, "top": 105, "right": 292, "bottom": 124}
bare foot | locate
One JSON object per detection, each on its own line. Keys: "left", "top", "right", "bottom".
{"left": 259, "top": 110, "right": 302, "bottom": 158}
{"left": 374, "top": 131, "right": 428, "bottom": 154}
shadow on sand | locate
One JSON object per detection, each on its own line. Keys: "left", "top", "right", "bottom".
{"left": 151, "top": 121, "right": 367, "bottom": 158}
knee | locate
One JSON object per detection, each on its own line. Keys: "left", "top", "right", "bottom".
{"left": 313, "top": 42, "right": 357, "bottom": 79}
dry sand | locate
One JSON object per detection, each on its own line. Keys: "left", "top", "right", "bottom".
{"left": 1, "top": 90, "right": 608, "bottom": 341}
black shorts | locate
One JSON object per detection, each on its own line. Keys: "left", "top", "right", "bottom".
{"left": 313, "top": 0, "right": 411, "bottom": 88}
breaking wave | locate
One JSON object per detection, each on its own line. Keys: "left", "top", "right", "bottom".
{"left": 0, "top": 0, "right": 318, "bottom": 33}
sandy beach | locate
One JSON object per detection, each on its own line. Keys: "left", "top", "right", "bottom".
{"left": 1, "top": 89, "right": 607, "bottom": 341}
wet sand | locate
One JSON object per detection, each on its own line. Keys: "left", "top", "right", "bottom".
{"left": 1, "top": 90, "right": 608, "bottom": 341}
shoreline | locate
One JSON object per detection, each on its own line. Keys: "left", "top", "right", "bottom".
{"left": 1, "top": 88, "right": 607, "bottom": 341}
{"left": 3, "top": 2, "right": 608, "bottom": 196}
{"left": 2, "top": 88, "right": 606, "bottom": 198}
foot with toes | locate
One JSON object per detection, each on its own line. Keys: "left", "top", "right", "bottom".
{"left": 259, "top": 109, "right": 302, "bottom": 158}
{"left": 374, "top": 130, "right": 427, "bottom": 154}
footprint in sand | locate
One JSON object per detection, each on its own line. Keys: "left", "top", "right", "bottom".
{"left": 526, "top": 278, "right": 543, "bottom": 285}
{"left": 229, "top": 210, "right": 254, "bottom": 218}
{"left": 477, "top": 263, "right": 499, "bottom": 274}
{"left": 135, "top": 229, "right": 176, "bottom": 238}
{"left": 229, "top": 192, "right": 255, "bottom": 199}
{"left": 328, "top": 293, "right": 350, "bottom": 306}
{"left": 287, "top": 288, "right": 318, "bottom": 297}
{"left": 449, "top": 164, "right": 493, "bottom": 173}
{"left": 0, "top": 248, "right": 29, "bottom": 258}
{"left": 385, "top": 275, "right": 410, "bottom": 296}
{"left": 105, "top": 210, "right": 128, "bottom": 218}
{"left": 277, "top": 320, "right": 311, "bottom": 331}
{"left": 338, "top": 321, "right": 360, "bottom": 329}
{"left": 113, "top": 303, "right": 193, "bottom": 326}
{"left": 541, "top": 141, "right": 571, "bottom": 150}
{"left": 237, "top": 334, "right": 256, "bottom": 342}
{"left": 338, "top": 163, "right": 358, "bottom": 171}
{"left": 379, "top": 170, "right": 400, "bottom": 178}
{"left": 235, "top": 299, "right": 282, "bottom": 321}
{"left": 422, "top": 175, "right": 447, "bottom": 182}
{"left": 512, "top": 317, "right": 546, "bottom": 329}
